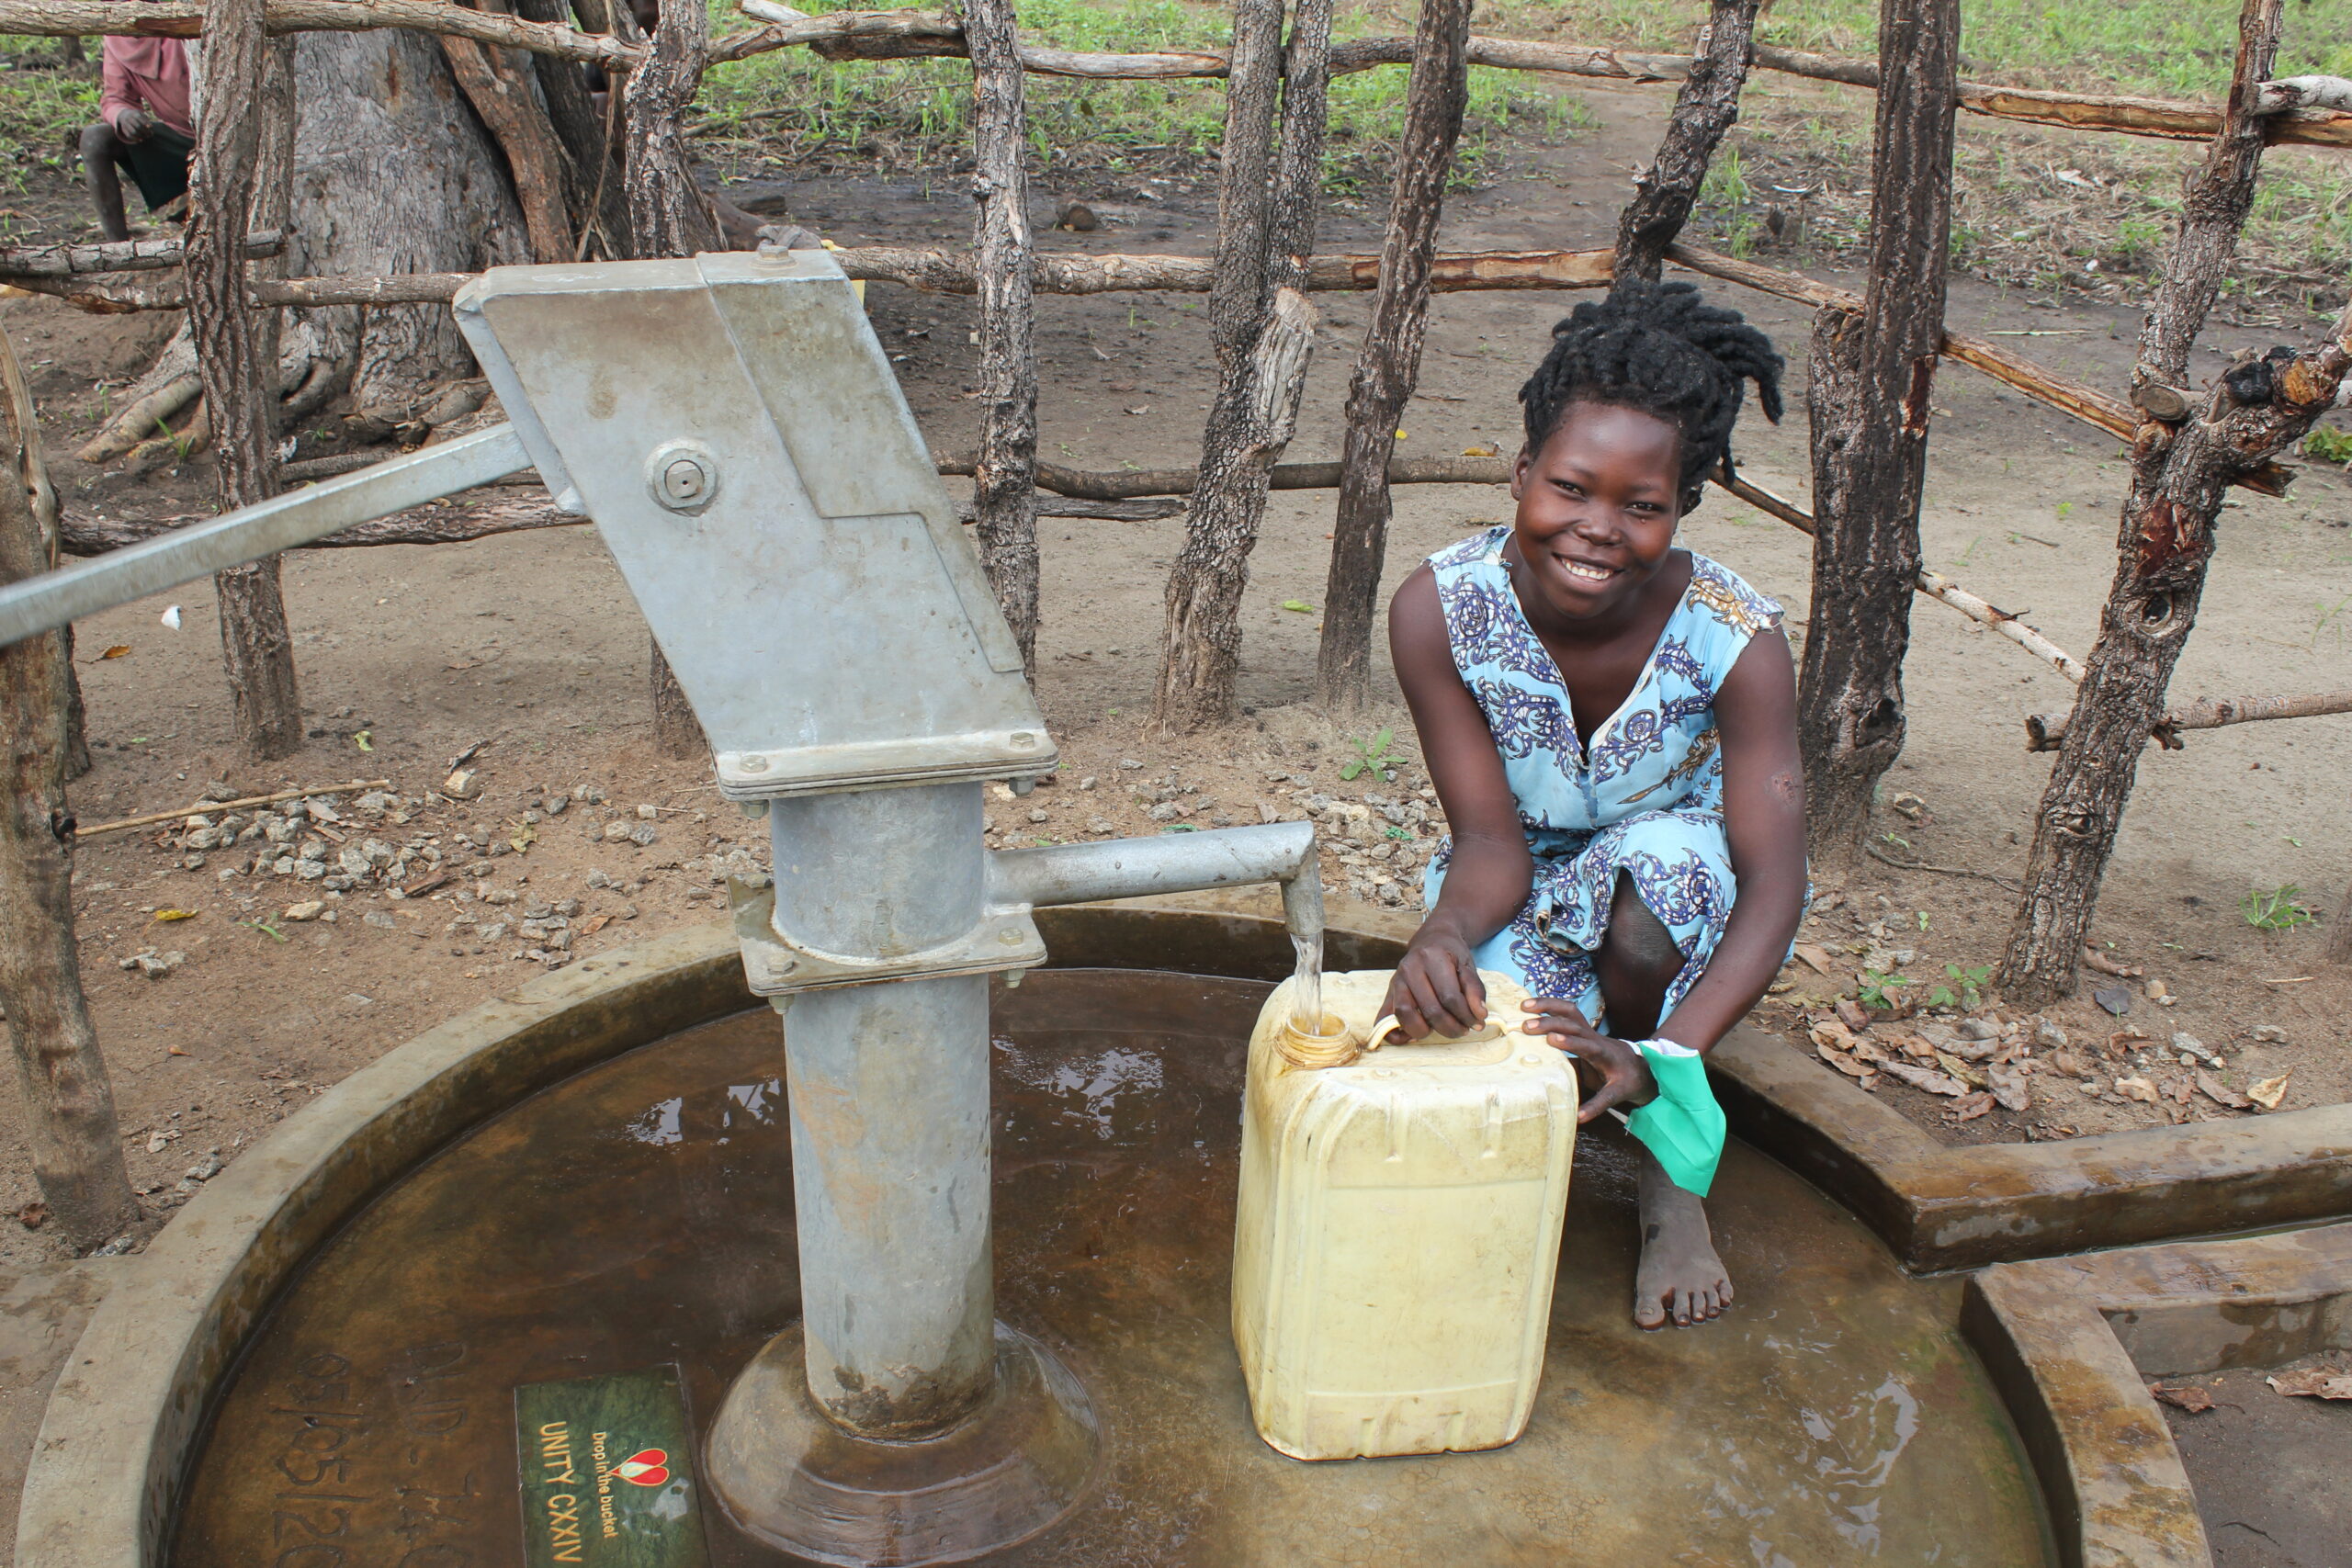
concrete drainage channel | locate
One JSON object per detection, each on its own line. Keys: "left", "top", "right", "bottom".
{"left": 17, "top": 897, "right": 2348, "bottom": 1568}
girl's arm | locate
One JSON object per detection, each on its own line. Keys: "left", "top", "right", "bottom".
{"left": 1656, "top": 626, "right": 1808, "bottom": 1052}
{"left": 1382, "top": 566, "right": 1535, "bottom": 1039}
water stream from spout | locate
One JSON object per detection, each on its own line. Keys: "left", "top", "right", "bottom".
{"left": 1280, "top": 865, "right": 1327, "bottom": 1033}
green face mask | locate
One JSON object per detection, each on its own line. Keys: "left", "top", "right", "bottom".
{"left": 1623, "top": 1040, "right": 1725, "bottom": 1197}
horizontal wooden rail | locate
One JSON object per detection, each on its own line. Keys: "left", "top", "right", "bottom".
{"left": 3, "top": 1, "right": 2346, "bottom": 149}
{"left": 1665, "top": 242, "right": 2293, "bottom": 496}
{"left": 9, "top": 239, "right": 2290, "bottom": 498}
{"left": 2027, "top": 688, "right": 2352, "bottom": 749}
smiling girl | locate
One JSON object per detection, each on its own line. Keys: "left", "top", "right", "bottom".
{"left": 1379, "top": 281, "right": 1808, "bottom": 1331}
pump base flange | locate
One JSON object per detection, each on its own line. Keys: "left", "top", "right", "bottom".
{"left": 704, "top": 1321, "right": 1100, "bottom": 1567}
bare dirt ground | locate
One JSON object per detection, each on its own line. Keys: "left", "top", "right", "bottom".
{"left": 1, "top": 69, "right": 2349, "bottom": 1552}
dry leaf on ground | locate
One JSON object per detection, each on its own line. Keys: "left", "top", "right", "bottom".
{"left": 1878, "top": 1058, "right": 1970, "bottom": 1097}
{"left": 1935, "top": 1051, "right": 1988, "bottom": 1088}
{"left": 1834, "top": 998, "right": 1871, "bottom": 1032}
{"left": 2093, "top": 984, "right": 2132, "bottom": 1016}
{"left": 2151, "top": 1382, "right": 2215, "bottom": 1414}
{"left": 1794, "top": 942, "right": 1837, "bottom": 976}
{"left": 2115, "top": 1075, "right": 2159, "bottom": 1103}
{"left": 1986, "top": 1063, "right": 2032, "bottom": 1112}
{"left": 2246, "top": 1070, "right": 2293, "bottom": 1111}
{"left": 2082, "top": 948, "right": 2143, "bottom": 977}
{"left": 1816, "top": 1043, "right": 1877, "bottom": 1083}
{"left": 2266, "top": 1366, "right": 2352, "bottom": 1400}
{"left": 14, "top": 1201, "right": 47, "bottom": 1231}
{"left": 1950, "top": 1090, "right": 1996, "bottom": 1122}
{"left": 1809, "top": 1017, "right": 1859, "bottom": 1052}
{"left": 2195, "top": 1071, "right": 2253, "bottom": 1111}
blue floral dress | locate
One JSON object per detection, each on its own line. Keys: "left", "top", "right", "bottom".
{"left": 1421, "top": 525, "right": 1784, "bottom": 1026}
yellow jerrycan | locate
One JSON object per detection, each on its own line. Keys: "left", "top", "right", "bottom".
{"left": 1231, "top": 968, "right": 1578, "bottom": 1461}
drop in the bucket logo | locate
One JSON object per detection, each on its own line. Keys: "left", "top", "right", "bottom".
{"left": 610, "top": 1447, "right": 671, "bottom": 1486}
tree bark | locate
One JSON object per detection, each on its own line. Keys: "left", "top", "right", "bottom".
{"left": 1613, "top": 0, "right": 1762, "bottom": 282}
{"left": 441, "top": 1, "right": 575, "bottom": 263}
{"left": 517, "top": 0, "right": 628, "bottom": 256}
{"left": 621, "top": 0, "right": 716, "bottom": 759}
{"left": 1793, "top": 0, "right": 1957, "bottom": 876}
{"left": 962, "top": 0, "right": 1039, "bottom": 678}
{"left": 1153, "top": 0, "right": 1329, "bottom": 732}
{"left": 0, "top": 322, "right": 138, "bottom": 1254}
{"left": 189, "top": 0, "right": 303, "bottom": 761}
{"left": 1316, "top": 0, "right": 1468, "bottom": 710}
{"left": 288, "top": 28, "right": 532, "bottom": 425}
{"left": 2000, "top": 0, "right": 2296, "bottom": 1005}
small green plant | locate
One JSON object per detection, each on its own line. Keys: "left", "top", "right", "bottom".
{"left": 2304, "top": 426, "right": 2352, "bottom": 465}
{"left": 1858, "top": 969, "right": 1914, "bottom": 1010}
{"left": 2242, "top": 886, "right": 2320, "bottom": 931}
{"left": 1340, "top": 727, "right": 1396, "bottom": 782}
{"left": 1916, "top": 910, "right": 1931, "bottom": 932}
{"left": 1928, "top": 963, "right": 1993, "bottom": 1010}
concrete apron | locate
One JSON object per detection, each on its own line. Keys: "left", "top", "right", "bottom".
{"left": 16, "top": 895, "right": 2349, "bottom": 1568}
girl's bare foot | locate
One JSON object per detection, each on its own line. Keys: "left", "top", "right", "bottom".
{"left": 1633, "top": 1146, "right": 1733, "bottom": 1329}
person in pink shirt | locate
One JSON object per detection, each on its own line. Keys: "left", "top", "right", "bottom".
{"left": 80, "top": 34, "right": 196, "bottom": 242}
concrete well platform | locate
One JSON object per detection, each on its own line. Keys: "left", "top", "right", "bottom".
{"left": 161, "top": 965, "right": 2050, "bottom": 1566}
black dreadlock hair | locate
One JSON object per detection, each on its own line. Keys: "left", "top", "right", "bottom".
{"left": 1517, "top": 279, "right": 1785, "bottom": 514}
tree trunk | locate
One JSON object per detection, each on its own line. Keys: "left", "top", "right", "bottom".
{"left": 2000, "top": 0, "right": 2293, "bottom": 1004}
{"left": 288, "top": 28, "right": 533, "bottom": 426}
{"left": 0, "top": 322, "right": 138, "bottom": 1254}
{"left": 1793, "top": 0, "right": 1957, "bottom": 876}
{"left": 190, "top": 0, "right": 304, "bottom": 761}
{"left": 0, "top": 307, "right": 87, "bottom": 779}
{"left": 964, "top": 0, "right": 1040, "bottom": 678}
{"left": 1154, "top": 0, "right": 1329, "bottom": 732}
{"left": 1317, "top": 0, "right": 1469, "bottom": 711}
{"left": 442, "top": 1, "right": 576, "bottom": 263}
{"left": 518, "top": 0, "right": 629, "bottom": 257}
{"left": 1613, "top": 0, "right": 1763, "bottom": 282}
{"left": 623, "top": 0, "right": 717, "bottom": 759}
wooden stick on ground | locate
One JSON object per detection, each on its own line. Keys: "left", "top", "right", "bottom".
{"left": 966, "top": 0, "right": 1042, "bottom": 677}
{"left": 0, "top": 320, "right": 138, "bottom": 1252}
{"left": 1318, "top": 0, "right": 1470, "bottom": 712}
{"left": 74, "top": 779, "right": 393, "bottom": 838}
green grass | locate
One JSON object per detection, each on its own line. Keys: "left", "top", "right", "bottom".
{"left": 0, "top": 37, "right": 97, "bottom": 217}
{"left": 699, "top": 0, "right": 1587, "bottom": 189}
{"left": 1526, "top": 0, "right": 2352, "bottom": 99}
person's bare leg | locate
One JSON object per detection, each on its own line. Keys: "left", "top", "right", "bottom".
{"left": 1594, "top": 870, "right": 1733, "bottom": 1330}
{"left": 78, "top": 123, "right": 130, "bottom": 242}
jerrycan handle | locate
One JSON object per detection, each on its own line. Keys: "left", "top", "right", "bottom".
{"left": 1365, "top": 1014, "right": 1506, "bottom": 1052}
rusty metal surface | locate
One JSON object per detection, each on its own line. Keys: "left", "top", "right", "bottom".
{"left": 171, "top": 967, "right": 2048, "bottom": 1567}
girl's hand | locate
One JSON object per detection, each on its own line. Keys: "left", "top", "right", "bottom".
{"left": 1523, "top": 999, "right": 1658, "bottom": 1123}
{"left": 1381, "top": 933, "right": 1487, "bottom": 1042}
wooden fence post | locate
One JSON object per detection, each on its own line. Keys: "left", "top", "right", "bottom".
{"left": 1613, "top": 0, "right": 1763, "bottom": 282}
{"left": 1154, "top": 0, "right": 1330, "bottom": 732}
{"left": 1999, "top": 0, "right": 2296, "bottom": 1003}
{"left": 1793, "top": 0, "right": 1957, "bottom": 875}
{"left": 0, "top": 322, "right": 138, "bottom": 1253}
{"left": 965, "top": 0, "right": 1041, "bottom": 677}
{"left": 620, "top": 0, "right": 718, "bottom": 759}
{"left": 1315, "top": 0, "right": 1469, "bottom": 712}
{"left": 190, "top": 0, "right": 303, "bottom": 762}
